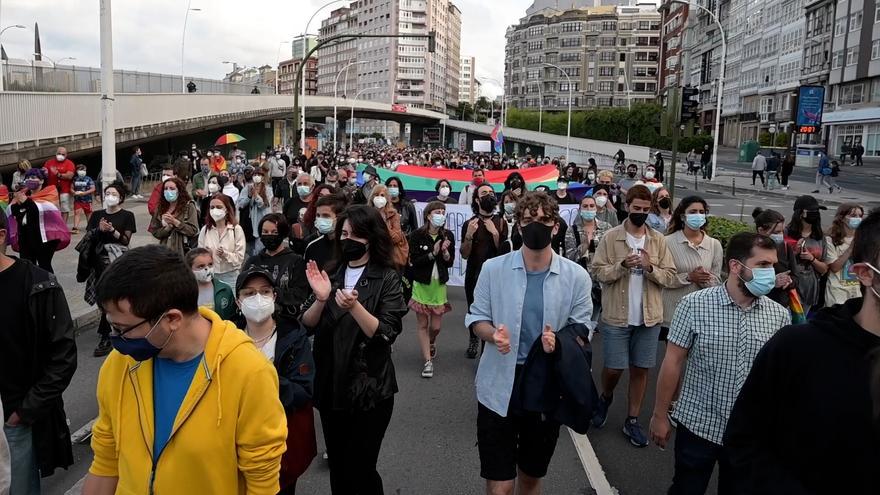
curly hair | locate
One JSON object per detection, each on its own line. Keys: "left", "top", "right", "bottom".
{"left": 514, "top": 191, "right": 560, "bottom": 224}
{"left": 156, "top": 177, "right": 193, "bottom": 216}
{"left": 829, "top": 203, "right": 864, "bottom": 246}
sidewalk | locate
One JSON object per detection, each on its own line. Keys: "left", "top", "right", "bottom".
{"left": 672, "top": 164, "right": 880, "bottom": 209}
{"left": 48, "top": 189, "right": 158, "bottom": 333}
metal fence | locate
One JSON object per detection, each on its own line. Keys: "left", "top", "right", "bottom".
{"left": 0, "top": 60, "right": 273, "bottom": 94}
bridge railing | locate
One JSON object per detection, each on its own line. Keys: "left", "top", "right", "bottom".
{"left": 0, "top": 93, "right": 295, "bottom": 146}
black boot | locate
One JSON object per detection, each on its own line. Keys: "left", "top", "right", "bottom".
{"left": 93, "top": 335, "right": 112, "bottom": 357}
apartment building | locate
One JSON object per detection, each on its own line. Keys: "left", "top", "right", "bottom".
{"left": 658, "top": 1, "right": 688, "bottom": 94}
{"left": 504, "top": 4, "right": 662, "bottom": 113}
{"left": 823, "top": 0, "right": 880, "bottom": 157}
{"left": 459, "top": 56, "right": 480, "bottom": 104}
{"left": 278, "top": 57, "right": 318, "bottom": 95}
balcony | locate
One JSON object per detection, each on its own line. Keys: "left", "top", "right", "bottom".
{"left": 397, "top": 94, "right": 425, "bottom": 103}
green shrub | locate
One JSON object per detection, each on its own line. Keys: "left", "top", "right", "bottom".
{"left": 758, "top": 132, "right": 772, "bottom": 146}
{"left": 679, "top": 135, "right": 714, "bottom": 154}
{"left": 706, "top": 216, "right": 752, "bottom": 249}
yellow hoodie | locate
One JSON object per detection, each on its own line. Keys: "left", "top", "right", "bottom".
{"left": 89, "top": 307, "right": 287, "bottom": 494}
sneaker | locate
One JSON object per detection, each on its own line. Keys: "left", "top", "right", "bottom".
{"left": 466, "top": 336, "right": 479, "bottom": 359}
{"left": 93, "top": 336, "right": 112, "bottom": 357}
{"left": 623, "top": 417, "right": 649, "bottom": 448}
{"left": 421, "top": 361, "right": 434, "bottom": 378}
{"left": 322, "top": 451, "right": 329, "bottom": 461}
{"left": 430, "top": 344, "right": 437, "bottom": 360}
{"left": 829, "top": 187, "right": 834, "bottom": 194}
{"left": 591, "top": 394, "right": 613, "bottom": 429}
{"left": 667, "top": 401, "right": 678, "bottom": 429}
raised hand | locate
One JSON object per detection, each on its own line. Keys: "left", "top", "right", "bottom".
{"left": 541, "top": 324, "right": 555, "bottom": 354}
{"left": 494, "top": 324, "right": 511, "bottom": 354}
{"left": 305, "top": 260, "right": 331, "bottom": 301}
{"left": 466, "top": 218, "right": 480, "bottom": 237}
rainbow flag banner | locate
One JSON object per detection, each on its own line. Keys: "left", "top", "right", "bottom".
{"left": 5, "top": 186, "right": 71, "bottom": 253}
{"left": 358, "top": 164, "right": 582, "bottom": 201}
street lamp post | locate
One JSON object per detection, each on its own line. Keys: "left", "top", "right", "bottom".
{"left": 479, "top": 76, "right": 505, "bottom": 127}
{"left": 543, "top": 62, "right": 572, "bottom": 163}
{"left": 0, "top": 24, "right": 26, "bottom": 91}
{"left": 537, "top": 83, "right": 543, "bottom": 133}
{"left": 334, "top": 59, "right": 370, "bottom": 150}
{"left": 300, "top": 0, "right": 348, "bottom": 153}
{"left": 673, "top": 0, "right": 725, "bottom": 181}
{"left": 350, "top": 85, "right": 377, "bottom": 150}
{"left": 180, "top": 1, "right": 201, "bottom": 93}
{"left": 275, "top": 40, "right": 291, "bottom": 95}
{"left": 32, "top": 54, "right": 77, "bottom": 67}
{"left": 99, "top": 0, "right": 116, "bottom": 186}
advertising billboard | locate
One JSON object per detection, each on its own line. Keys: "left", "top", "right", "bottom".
{"left": 796, "top": 85, "right": 825, "bottom": 132}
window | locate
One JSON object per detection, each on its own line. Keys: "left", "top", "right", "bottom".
{"left": 598, "top": 81, "right": 614, "bottom": 91}
{"left": 561, "top": 22, "right": 583, "bottom": 33}
{"left": 599, "top": 51, "right": 616, "bottom": 62}
{"left": 839, "top": 83, "right": 865, "bottom": 105}
{"left": 836, "top": 124, "right": 864, "bottom": 155}
{"left": 602, "top": 21, "right": 617, "bottom": 31}
{"left": 850, "top": 11, "right": 863, "bottom": 31}
{"left": 527, "top": 69, "right": 540, "bottom": 80}
{"left": 559, "top": 82, "right": 580, "bottom": 91}
{"left": 597, "top": 97, "right": 612, "bottom": 106}
{"left": 598, "top": 66, "right": 615, "bottom": 76}
{"left": 561, "top": 37, "right": 582, "bottom": 47}
{"left": 528, "top": 26, "right": 544, "bottom": 37}
{"left": 762, "top": 34, "right": 778, "bottom": 56}
{"left": 638, "top": 21, "right": 650, "bottom": 30}
{"left": 876, "top": 5, "right": 880, "bottom": 23}
{"left": 600, "top": 37, "right": 615, "bottom": 47}
{"left": 865, "top": 124, "right": 880, "bottom": 156}
{"left": 835, "top": 19, "right": 845, "bottom": 36}
{"left": 874, "top": 40, "right": 880, "bottom": 60}
{"left": 527, "top": 41, "right": 543, "bottom": 51}
{"left": 560, "top": 52, "right": 581, "bottom": 62}
{"left": 562, "top": 67, "right": 580, "bottom": 77}
{"left": 847, "top": 46, "right": 859, "bottom": 65}
{"left": 832, "top": 49, "right": 843, "bottom": 69}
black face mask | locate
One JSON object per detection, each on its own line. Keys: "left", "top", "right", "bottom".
{"left": 629, "top": 212, "right": 648, "bottom": 227}
{"left": 658, "top": 198, "right": 671, "bottom": 210}
{"left": 478, "top": 195, "right": 497, "bottom": 214}
{"left": 260, "top": 234, "right": 283, "bottom": 252}
{"left": 511, "top": 180, "right": 522, "bottom": 189}
{"left": 520, "top": 222, "right": 554, "bottom": 250}
{"left": 341, "top": 238, "right": 368, "bottom": 263}
{"left": 804, "top": 211, "right": 820, "bottom": 223}
{"left": 218, "top": 176, "right": 229, "bottom": 187}
{"left": 627, "top": 171, "right": 637, "bottom": 178}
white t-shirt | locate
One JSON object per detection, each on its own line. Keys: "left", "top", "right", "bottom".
{"left": 257, "top": 332, "right": 278, "bottom": 363}
{"left": 344, "top": 265, "right": 366, "bottom": 291}
{"left": 626, "top": 232, "right": 646, "bottom": 326}
{"left": 197, "top": 284, "right": 214, "bottom": 310}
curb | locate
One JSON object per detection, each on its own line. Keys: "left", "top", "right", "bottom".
{"left": 72, "top": 308, "right": 101, "bottom": 337}
{"left": 675, "top": 175, "right": 879, "bottom": 208}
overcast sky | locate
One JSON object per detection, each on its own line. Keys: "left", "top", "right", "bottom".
{"left": 0, "top": 0, "right": 533, "bottom": 97}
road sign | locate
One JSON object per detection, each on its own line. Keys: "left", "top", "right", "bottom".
{"left": 391, "top": 104, "right": 407, "bottom": 113}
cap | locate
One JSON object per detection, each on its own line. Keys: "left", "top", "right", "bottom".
{"left": 557, "top": 176, "right": 570, "bottom": 184}
{"left": 235, "top": 266, "right": 276, "bottom": 293}
{"left": 793, "top": 195, "right": 827, "bottom": 211}
{"left": 363, "top": 165, "right": 379, "bottom": 177}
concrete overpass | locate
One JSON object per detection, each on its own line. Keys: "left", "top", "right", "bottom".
{"left": 0, "top": 92, "right": 448, "bottom": 171}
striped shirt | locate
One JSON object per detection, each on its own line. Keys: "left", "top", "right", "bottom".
{"left": 668, "top": 285, "right": 791, "bottom": 445}
{"left": 661, "top": 230, "right": 724, "bottom": 327}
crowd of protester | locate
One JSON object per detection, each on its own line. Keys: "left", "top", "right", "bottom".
{"left": 1, "top": 141, "right": 878, "bottom": 495}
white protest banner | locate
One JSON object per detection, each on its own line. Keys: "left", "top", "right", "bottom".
{"left": 413, "top": 202, "right": 579, "bottom": 287}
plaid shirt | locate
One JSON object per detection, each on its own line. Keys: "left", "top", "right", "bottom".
{"left": 668, "top": 285, "right": 791, "bottom": 445}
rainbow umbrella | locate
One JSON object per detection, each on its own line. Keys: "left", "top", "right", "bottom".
{"left": 214, "top": 133, "right": 246, "bottom": 146}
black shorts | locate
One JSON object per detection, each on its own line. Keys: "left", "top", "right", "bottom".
{"left": 477, "top": 402, "right": 561, "bottom": 481}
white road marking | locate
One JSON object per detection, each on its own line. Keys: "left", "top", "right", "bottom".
{"left": 568, "top": 428, "right": 618, "bottom": 495}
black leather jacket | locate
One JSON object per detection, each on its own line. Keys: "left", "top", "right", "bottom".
{"left": 306, "top": 262, "right": 407, "bottom": 412}
{"left": 408, "top": 228, "right": 456, "bottom": 285}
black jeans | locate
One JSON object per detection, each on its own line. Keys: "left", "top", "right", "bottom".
{"left": 781, "top": 173, "right": 790, "bottom": 186}
{"left": 21, "top": 240, "right": 59, "bottom": 273}
{"left": 320, "top": 397, "right": 394, "bottom": 495}
{"left": 669, "top": 425, "right": 732, "bottom": 495}
{"left": 751, "top": 171, "right": 765, "bottom": 186}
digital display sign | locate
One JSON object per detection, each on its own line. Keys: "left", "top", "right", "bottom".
{"left": 797, "top": 125, "right": 820, "bottom": 134}
{"left": 796, "top": 86, "right": 825, "bottom": 128}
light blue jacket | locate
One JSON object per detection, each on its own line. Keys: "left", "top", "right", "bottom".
{"left": 464, "top": 250, "right": 594, "bottom": 417}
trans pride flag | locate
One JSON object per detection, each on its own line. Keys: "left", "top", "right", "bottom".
{"left": 490, "top": 124, "right": 504, "bottom": 153}
{"left": 5, "top": 186, "right": 71, "bottom": 253}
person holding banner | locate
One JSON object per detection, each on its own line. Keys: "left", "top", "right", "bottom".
{"left": 458, "top": 169, "right": 486, "bottom": 206}
{"left": 408, "top": 201, "right": 456, "bottom": 379}
{"left": 428, "top": 179, "right": 457, "bottom": 205}
{"left": 461, "top": 183, "right": 510, "bottom": 359}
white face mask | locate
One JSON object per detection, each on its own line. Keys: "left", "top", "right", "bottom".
{"left": 207, "top": 183, "right": 220, "bottom": 193}
{"left": 104, "top": 194, "right": 120, "bottom": 208}
{"left": 253, "top": 175, "right": 263, "bottom": 184}
{"left": 372, "top": 196, "right": 388, "bottom": 209}
{"left": 439, "top": 186, "right": 451, "bottom": 197}
{"left": 56, "top": 154, "right": 65, "bottom": 162}
{"left": 210, "top": 207, "right": 226, "bottom": 221}
{"left": 241, "top": 294, "right": 275, "bottom": 323}
{"left": 595, "top": 195, "right": 608, "bottom": 208}
{"left": 645, "top": 171, "right": 656, "bottom": 180}
{"left": 193, "top": 267, "right": 214, "bottom": 283}
{"left": 162, "top": 175, "right": 171, "bottom": 182}
{"left": 77, "top": 170, "right": 86, "bottom": 177}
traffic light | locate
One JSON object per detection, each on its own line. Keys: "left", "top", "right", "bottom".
{"left": 680, "top": 86, "right": 699, "bottom": 122}
{"left": 428, "top": 31, "right": 437, "bottom": 53}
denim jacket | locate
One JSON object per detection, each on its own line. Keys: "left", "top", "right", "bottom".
{"left": 464, "top": 250, "right": 593, "bottom": 417}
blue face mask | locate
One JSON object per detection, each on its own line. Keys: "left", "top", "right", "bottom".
{"left": 388, "top": 187, "right": 400, "bottom": 198}
{"left": 685, "top": 213, "right": 706, "bottom": 230}
{"left": 109, "top": 313, "right": 171, "bottom": 361}
{"left": 848, "top": 217, "right": 862, "bottom": 229}
{"left": 580, "top": 210, "right": 597, "bottom": 221}
{"left": 315, "top": 217, "right": 335, "bottom": 235}
{"left": 504, "top": 203, "right": 515, "bottom": 215}
{"left": 164, "top": 190, "right": 178, "bottom": 202}
{"left": 431, "top": 213, "right": 446, "bottom": 227}
{"left": 770, "top": 233, "right": 784, "bottom": 245}
{"left": 297, "top": 185, "right": 311, "bottom": 197}
{"left": 738, "top": 263, "right": 776, "bottom": 297}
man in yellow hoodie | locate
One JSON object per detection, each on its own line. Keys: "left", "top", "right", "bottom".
{"left": 82, "top": 245, "right": 287, "bottom": 495}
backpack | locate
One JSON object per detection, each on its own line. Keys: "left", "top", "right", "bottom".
{"left": 819, "top": 164, "right": 832, "bottom": 176}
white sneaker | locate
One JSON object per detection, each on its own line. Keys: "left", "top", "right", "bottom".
{"left": 421, "top": 361, "right": 434, "bottom": 379}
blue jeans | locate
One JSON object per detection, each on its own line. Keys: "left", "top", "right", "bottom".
{"left": 669, "top": 425, "right": 732, "bottom": 495}
{"left": 131, "top": 171, "right": 142, "bottom": 195}
{"left": 4, "top": 423, "right": 41, "bottom": 495}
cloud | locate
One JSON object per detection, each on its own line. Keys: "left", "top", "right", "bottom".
{"left": 0, "top": 0, "right": 525, "bottom": 95}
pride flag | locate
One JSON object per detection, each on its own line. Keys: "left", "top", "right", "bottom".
{"left": 490, "top": 124, "right": 504, "bottom": 153}
{"left": 788, "top": 288, "right": 807, "bottom": 324}
{"left": 5, "top": 186, "right": 71, "bottom": 253}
